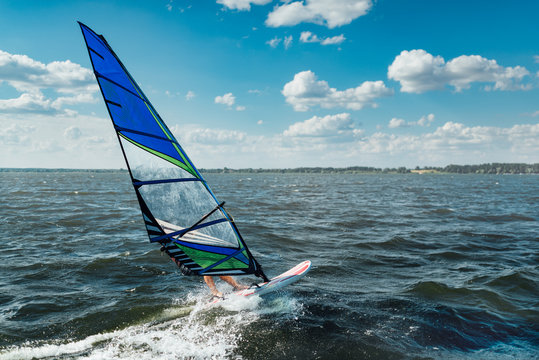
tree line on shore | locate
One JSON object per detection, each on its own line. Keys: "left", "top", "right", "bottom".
{"left": 200, "top": 163, "right": 539, "bottom": 174}
{"left": 1, "top": 163, "right": 537, "bottom": 174}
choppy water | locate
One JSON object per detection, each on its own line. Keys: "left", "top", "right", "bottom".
{"left": 0, "top": 171, "right": 537, "bottom": 359}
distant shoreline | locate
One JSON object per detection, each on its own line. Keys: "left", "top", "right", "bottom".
{"left": 1, "top": 163, "right": 538, "bottom": 175}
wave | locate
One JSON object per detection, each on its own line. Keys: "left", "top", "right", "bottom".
{"left": 427, "top": 208, "right": 455, "bottom": 215}
{"left": 458, "top": 231, "right": 514, "bottom": 240}
{"left": 405, "top": 281, "right": 538, "bottom": 322}
{"left": 427, "top": 250, "right": 469, "bottom": 261}
{"left": 359, "top": 236, "right": 435, "bottom": 251}
{"left": 459, "top": 213, "right": 536, "bottom": 222}
{"left": 486, "top": 270, "right": 539, "bottom": 301}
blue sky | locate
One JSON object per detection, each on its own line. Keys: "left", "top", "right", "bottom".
{"left": 0, "top": 0, "right": 538, "bottom": 169}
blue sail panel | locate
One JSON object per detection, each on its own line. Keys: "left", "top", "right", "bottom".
{"left": 80, "top": 25, "right": 138, "bottom": 96}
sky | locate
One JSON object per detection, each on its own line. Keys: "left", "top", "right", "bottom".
{"left": 0, "top": 0, "right": 538, "bottom": 169}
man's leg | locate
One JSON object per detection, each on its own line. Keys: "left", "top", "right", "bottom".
{"left": 219, "top": 276, "right": 248, "bottom": 290}
{"left": 204, "top": 276, "right": 223, "bottom": 297}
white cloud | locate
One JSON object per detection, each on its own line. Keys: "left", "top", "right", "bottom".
{"left": 299, "top": 31, "right": 318, "bottom": 43}
{"left": 300, "top": 31, "right": 345, "bottom": 45}
{"left": 425, "top": 121, "right": 508, "bottom": 148}
{"left": 185, "top": 90, "right": 196, "bottom": 101}
{"left": 426, "top": 122, "right": 538, "bottom": 154}
{"left": 7, "top": 113, "right": 536, "bottom": 169}
{"left": 388, "top": 49, "right": 531, "bottom": 93}
{"left": 447, "top": 55, "right": 530, "bottom": 91}
{"left": 215, "top": 93, "right": 245, "bottom": 111}
{"left": 217, "top": 0, "right": 271, "bottom": 11}
{"left": 350, "top": 121, "right": 539, "bottom": 166}
{"left": 389, "top": 113, "right": 435, "bottom": 128}
{"left": 283, "top": 35, "right": 293, "bottom": 49}
{"left": 534, "top": 55, "right": 539, "bottom": 64}
{"left": 215, "top": 92, "right": 236, "bottom": 106}
{"left": 0, "top": 50, "right": 96, "bottom": 94}
{"left": 417, "top": 113, "right": 435, "bottom": 126}
{"left": 0, "top": 91, "right": 93, "bottom": 116}
{"left": 284, "top": 113, "right": 361, "bottom": 138}
{"left": 282, "top": 70, "right": 393, "bottom": 111}
{"left": 266, "top": 0, "right": 372, "bottom": 28}
{"left": 174, "top": 126, "right": 247, "bottom": 145}
{"left": 0, "top": 93, "right": 56, "bottom": 114}
{"left": 257, "top": 120, "right": 263, "bottom": 125}
{"left": 388, "top": 50, "right": 445, "bottom": 93}
{"left": 0, "top": 113, "right": 123, "bottom": 168}
{"left": 266, "top": 37, "right": 281, "bottom": 48}
{"left": 182, "top": 120, "right": 538, "bottom": 168}
{"left": 52, "top": 93, "right": 96, "bottom": 108}
{"left": 64, "top": 126, "right": 82, "bottom": 140}
{"left": 388, "top": 117, "right": 406, "bottom": 128}
{"left": 0, "top": 49, "right": 97, "bottom": 115}
{"left": 321, "top": 34, "right": 345, "bottom": 45}
{"left": 0, "top": 123, "right": 36, "bottom": 146}
{"left": 267, "top": 36, "right": 293, "bottom": 49}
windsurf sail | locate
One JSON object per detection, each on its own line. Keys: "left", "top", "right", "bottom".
{"left": 78, "top": 22, "right": 268, "bottom": 280}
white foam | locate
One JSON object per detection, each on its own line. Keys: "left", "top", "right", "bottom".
{"left": 218, "top": 293, "right": 262, "bottom": 312}
{"left": 1, "top": 290, "right": 306, "bottom": 360}
{"left": 1, "top": 312, "right": 245, "bottom": 359}
{"left": 0, "top": 292, "right": 269, "bottom": 360}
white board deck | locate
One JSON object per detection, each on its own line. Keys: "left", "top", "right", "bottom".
{"left": 210, "top": 260, "right": 311, "bottom": 304}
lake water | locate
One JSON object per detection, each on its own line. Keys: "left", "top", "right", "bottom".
{"left": 0, "top": 171, "right": 537, "bottom": 359}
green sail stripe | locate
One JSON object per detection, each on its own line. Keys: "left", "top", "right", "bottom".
{"left": 142, "top": 102, "right": 197, "bottom": 177}
{"left": 125, "top": 74, "right": 198, "bottom": 178}
{"left": 119, "top": 133, "right": 197, "bottom": 176}
{"left": 176, "top": 244, "right": 249, "bottom": 270}
{"left": 176, "top": 244, "right": 226, "bottom": 268}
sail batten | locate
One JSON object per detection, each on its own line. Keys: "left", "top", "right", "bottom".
{"left": 133, "top": 178, "right": 202, "bottom": 186}
{"left": 96, "top": 72, "right": 148, "bottom": 104}
{"left": 79, "top": 22, "right": 265, "bottom": 278}
{"left": 88, "top": 47, "right": 104, "bottom": 59}
{"left": 114, "top": 126, "right": 175, "bottom": 143}
{"left": 149, "top": 218, "right": 230, "bottom": 243}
